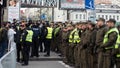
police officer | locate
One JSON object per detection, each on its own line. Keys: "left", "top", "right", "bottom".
{"left": 98, "top": 19, "right": 118, "bottom": 68}
{"left": 21, "top": 23, "right": 33, "bottom": 66}
{"left": 39, "top": 21, "right": 46, "bottom": 52}
{"left": 44, "top": 23, "right": 54, "bottom": 56}
{"left": 31, "top": 22, "right": 40, "bottom": 57}
{"left": 16, "top": 21, "right": 25, "bottom": 62}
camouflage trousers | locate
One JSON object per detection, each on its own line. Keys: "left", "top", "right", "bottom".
{"left": 86, "top": 50, "right": 94, "bottom": 68}
{"left": 61, "top": 41, "right": 68, "bottom": 57}
{"left": 116, "top": 58, "right": 120, "bottom": 68}
{"left": 98, "top": 50, "right": 113, "bottom": 68}
{"left": 68, "top": 43, "right": 76, "bottom": 64}
{"left": 74, "top": 45, "right": 80, "bottom": 68}
{"left": 79, "top": 48, "right": 88, "bottom": 68}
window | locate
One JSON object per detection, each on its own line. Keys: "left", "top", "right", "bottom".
{"left": 106, "top": 15, "right": 108, "bottom": 20}
{"left": 79, "top": 14, "right": 82, "bottom": 19}
{"left": 117, "top": 16, "right": 119, "bottom": 20}
{"left": 102, "top": 15, "right": 104, "bottom": 18}
{"left": 109, "top": 15, "right": 111, "bottom": 19}
{"left": 76, "top": 14, "right": 78, "bottom": 19}
{"left": 83, "top": 14, "right": 86, "bottom": 19}
{"left": 98, "top": 15, "right": 100, "bottom": 18}
{"left": 113, "top": 15, "right": 115, "bottom": 19}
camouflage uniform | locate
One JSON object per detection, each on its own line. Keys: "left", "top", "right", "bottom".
{"left": 96, "top": 26, "right": 108, "bottom": 68}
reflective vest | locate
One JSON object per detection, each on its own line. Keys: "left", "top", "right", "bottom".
{"left": 116, "top": 54, "right": 120, "bottom": 58}
{"left": 46, "top": 27, "right": 53, "bottom": 39}
{"left": 115, "top": 35, "right": 120, "bottom": 58}
{"left": 103, "top": 28, "right": 119, "bottom": 50}
{"left": 54, "top": 27, "right": 60, "bottom": 37}
{"left": 69, "top": 28, "right": 80, "bottom": 43}
{"left": 26, "top": 30, "right": 33, "bottom": 42}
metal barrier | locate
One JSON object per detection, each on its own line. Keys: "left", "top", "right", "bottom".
{"left": 0, "top": 42, "right": 16, "bottom": 68}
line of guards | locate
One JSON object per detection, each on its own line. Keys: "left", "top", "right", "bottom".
{"left": 51, "top": 18, "right": 120, "bottom": 68}
{"left": 15, "top": 18, "right": 120, "bottom": 67}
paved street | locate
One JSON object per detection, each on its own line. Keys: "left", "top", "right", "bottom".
{"left": 17, "top": 51, "right": 74, "bottom": 68}
{"left": 17, "top": 61, "right": 73, "bottom": 68}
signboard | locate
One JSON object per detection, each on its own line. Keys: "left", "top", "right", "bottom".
{"left": 8, "top": 0, "right": 20, "bottom": 23}
{"left": 21, "top": 0, "right": 57, "bottom": 7}
{"left": 59, "top": 0, "right": 85, "bottom": 10}
{"left": 85, "top": 0, "right": 95, "bottom": 10}
{"left": 40, "top": 13, "right": 46, "bottom": 20}
{"left": 87, "top": 10, "right": 96, "bottom": 22}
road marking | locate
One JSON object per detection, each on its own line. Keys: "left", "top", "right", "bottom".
{"left": 58, "top": 61, "right": 73, "bottom": 68}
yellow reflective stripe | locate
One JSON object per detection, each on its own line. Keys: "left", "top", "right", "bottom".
{"left": 73, "top": 31, "right": 80, "bottom": 43}
{"left": 69, "top": 29, "right": 76, "bottom": 43}
{"left": 116, "top": 54, "right": 120, "bottom": 57}
{"left": 105, "top": 46, "right": 114, "bottom": 50}
{"left": 69, "top": 28, "right": 80, "bottom": 43}
{"left": 46, "top": 27, "right": 53, "bottom": 39}
{"left": 26, "top": 30, "right": 33, "bottom": 42}
{"left": 104, "top": 28, "right": 119, "bottom": 50}
{"left": 115, "top": 44, "right": 119, "bottom": 49}
{"left": 54, "top": 27, "right": 60, "bottom": 37}
{"left": 103, "top": 28, "right": 119, "bottom": 44}
{"left": 20, "top": 36, "right": 22, "bottom": 42}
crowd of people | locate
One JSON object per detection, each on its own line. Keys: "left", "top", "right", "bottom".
{"left": 0, "top": 18, "right": 120, "bottom": 68}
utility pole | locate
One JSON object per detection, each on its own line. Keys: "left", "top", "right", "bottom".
{"left": 67, "top": 10, "right": 70, "bottom": 21}
{"left": 52, "top": 7, "right": 54, "bottom": 22}
{"left": 40, "top": 8, "right": 42, "bottom": 20}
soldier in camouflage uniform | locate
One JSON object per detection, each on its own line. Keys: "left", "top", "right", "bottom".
{"left": 65, "top": 24, "right": 74, "bottom": 64}
{"left": 97, "top": 19, "right": 117, "bottom": 68}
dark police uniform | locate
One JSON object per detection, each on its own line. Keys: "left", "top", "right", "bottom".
{"left": 21, "top": 28, "right": 33, "bottom": 65}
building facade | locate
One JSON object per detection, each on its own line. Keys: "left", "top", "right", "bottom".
{"left": 69, "top": 4, "right": 120, "bottom": 22}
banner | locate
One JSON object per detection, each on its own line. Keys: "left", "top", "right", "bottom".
{"left": 8, "top": 0, "right": 20, "bottom": 23}
{"left": 21, "top": 0, "right": 57, "bottom": 7}
{"left": 95, "top": 0, "right": 112, "bottom": 5}
{"left": 60, "top": 0, "right": 85, "bottom": 9}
